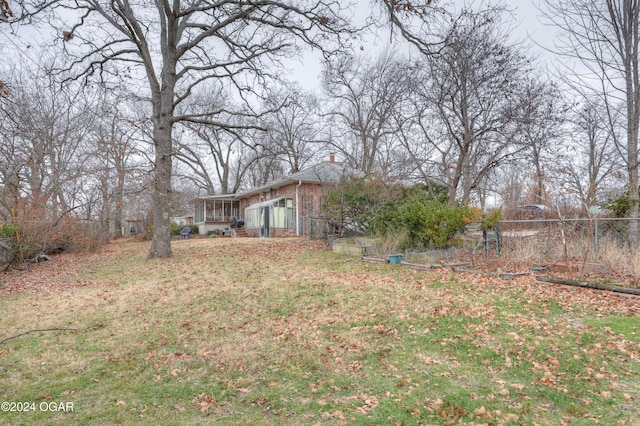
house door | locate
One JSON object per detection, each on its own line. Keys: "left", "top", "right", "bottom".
{"left": 260, "top": 206, "right": 270, "bottom": 238}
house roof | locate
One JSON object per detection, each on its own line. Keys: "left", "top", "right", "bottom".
{"left": 192, "top": 194, "right": 238, "bottom": 202}
{"left": 192, "top": 160, "right": 359, "bottom": 202}
{"left": 236, "top": 161, "right": 354, "bottom": 198}
{"left": 245, "top": 196, "right": 289, "bottom": 211}
{"left": 289, "top": 161, "right": 350, "bottom": 183}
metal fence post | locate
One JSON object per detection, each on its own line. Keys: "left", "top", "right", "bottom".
{"left": 594, "top": 218, "right": 599, "bottom": 261}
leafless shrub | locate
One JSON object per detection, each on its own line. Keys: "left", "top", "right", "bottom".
{"left": 596, "top": 237, "right": 640, "bottom": 284}
{"left": 404, "top": 249, "right": 453, "bottom": 265}
{"left": 461, "top": 219, "right": 640, "bottom": 285}
{"left": 1, "top": 199, "right": 105, "bottom": 270}
{"left": 368, "top": 232, "right": 407, "bottom": 258}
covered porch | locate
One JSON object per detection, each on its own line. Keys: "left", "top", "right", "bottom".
{"left": 193, "top": 195, "right": 241, "bottom": 235}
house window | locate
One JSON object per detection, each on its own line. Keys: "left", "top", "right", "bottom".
{"left": 245, "top": 206, "right": 260, "bottom": 230}
{"left": 194, "top": 201, "right": 205, "bottom": 223}
{"left": 272, "top": 198, "right": 294, "bottom": 228}
{"left": 286, "top": 198, "right": 294, "bottom": 228}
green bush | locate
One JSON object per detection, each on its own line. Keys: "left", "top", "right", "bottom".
{"left": 370, "top": 200, "right": 401, "bottom": 236}
{"left": 324, "top": 174, "right": 393, "bottom": 235}
{"left": 372, "top": 195, "right": 473, "bottom": 250}
{"left": 0, "top": 222, "right": 18, "bottom": 238}
{"left": 604, "top": 193, "right": 635, "bottom": 218}
{"left": 0, "top": 223, "right": 18, "bottom": 264}
{"left": 325, "top": 176, "right": 450, "bottom": 238}
{"left": 480, "top": 209, "right": 502, "bottom": 231}
{"left": 325, "top": 175, "right": 468, "bottom": 249}
{"left": 394, "top": 196, "right": 473, "bottom": 249}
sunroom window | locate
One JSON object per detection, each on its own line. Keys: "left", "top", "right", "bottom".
{"left": 244, "top": 197, "right": 294, "bottom": 230}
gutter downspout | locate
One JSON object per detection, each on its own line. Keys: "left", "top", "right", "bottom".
{"left": 295, "top": 180, "right": 302, "bottom": 236}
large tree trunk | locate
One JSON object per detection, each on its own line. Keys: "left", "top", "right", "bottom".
{"left": 148, "top": 17, "right": 178, "bottom": 259}
{"left": 448, "top": 166, "right": 462, "bottom": 208}
{"left": 622, "top": 0, "right": 640, "bottom": 247}
{"left": 628, "top": 112, "right": 639, "bottom": 246}
{"left": 99, "top": 173, "right": 110, "bottom": 242}
{"left": 149, "top": 117, "right": 174, "bottom": 258}
{"left": 149, "top": 76, "right": 176, "bottom": 258}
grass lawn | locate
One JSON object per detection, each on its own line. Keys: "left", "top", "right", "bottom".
{"left": 0, "top": 237, "right": 638, "bottom": 425}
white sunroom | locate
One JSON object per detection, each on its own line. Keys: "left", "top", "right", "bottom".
{"left": 244, "top": 197, "right": 294, "bottom": 237}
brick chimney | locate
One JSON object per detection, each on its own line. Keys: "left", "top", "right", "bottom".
{"left": 329, "top": 154, "right": 335, "bottom": 163}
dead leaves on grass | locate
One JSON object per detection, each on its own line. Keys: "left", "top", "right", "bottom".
{"left": 0, "top": 245, "right": 122, "bottom": 295}
{"left": 194, "top": 393, "right": 217, "bottom": 416}
{"left": 2, "top": 237, "right": 638, "bottom": 319}
{"left": 2, "top": 238, "right": 638, "bottom": 424}
{"left": 322, "top": 394, "right": 379, "bottom": 424}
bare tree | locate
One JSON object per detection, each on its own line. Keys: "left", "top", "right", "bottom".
{"left": 0, "top": 60, "right": 106, "bottom": 266}
{"left": 372, "top": 0, "right": 448, "bottom": 55}
{"left": 0, "top": 2, "right": 13, "bottom": 98}
{"left": 322, "top": 50, "right": 410, "bottom": 176}
{"left": 90, "top": 99, "right": 146, "bottom": 239}
{"left": 174, "top": 82, "right": 324, "bottom": 194}
{"left": 0, "top": 64, "right": 95, "bottom": 218}
{"left": 494, "top": 164, "right": 527, "bottom": 214}
{"left": 542, "top": 0, "right": 640, "bottom": 244}
{"left": 175, "top": 120, "right": 260, "bottom": 195}
{"left": 172, "top": 83, "right": 269, "bottom": 195}
{"left": 243, "top": 151, "right": 287, "bottom": 188}
{"left": 14, "top": 0, "right": 356, "bottom": 258}
{"left": 0, "top": 0, "right": 11, "bottom": 21}
{"left": 412, "top": 7, "right": 529, "bottom": 206}
{"left": 392, "top": 86, "right": 442, "bottom": 187}
{"left": 262, "top": 85, "right": 326, "bottom": 173}
{"left": 557, "top": 97, "right": 623, "bottom": 210}
{"left": 512, "top": 76, "right": 568, "bottom": 204}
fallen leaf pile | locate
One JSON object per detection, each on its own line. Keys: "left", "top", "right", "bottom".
{"left": 0, "top": 244, "right": 120, "bottom": 296}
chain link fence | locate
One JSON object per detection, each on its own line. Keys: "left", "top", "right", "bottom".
{"left": 302, "top": 216, "right": 349, "bottom": 241}
{"left": 459, "top": 218, "right": 640, "bottom": 278}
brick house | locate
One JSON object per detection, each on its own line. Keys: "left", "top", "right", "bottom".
{"left": 192, "top": 156, "right": 353, "bottom": 237}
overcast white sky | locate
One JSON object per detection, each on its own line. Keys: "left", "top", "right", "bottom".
{"left": 289, "top": 0, "right": 557, "bottom": 91}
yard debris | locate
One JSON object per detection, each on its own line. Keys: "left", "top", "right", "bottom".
{"left": 0, "top": 244, "right": 120, "bottom": 296}
{"left": 536, "top": 276, "right": 640, "bottom": 297}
